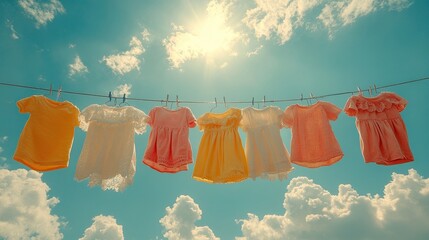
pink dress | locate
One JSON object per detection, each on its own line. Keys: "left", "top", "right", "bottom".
{"left": 143, "top": 106, "right": 196, "bottom": 173}
{"left": 283, "top": 101, "right": 343, "bottom": 168}
{"left": 344, "top": 92, "right": 413, "bottom": 165}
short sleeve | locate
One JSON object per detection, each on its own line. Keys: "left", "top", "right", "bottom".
{"left": 389, "top": 93, "right": 408, "bottom": 112}
{"left": 132, "top": 107, "right": 149, "bottom": 134}
{"left": 186, "top": 108, "right": 197, "bottom": 128}
{"left": 196, "top": 115, "right": 206, "bottom": 131}
{"left": 146, "top": 107, "right": 157, "bottom": 126}
{"left": 71, "top": 105, "right": 81, "bottom": 127}
{"left": 322, "top": 102, "right": 341, "bottom": 121}
{"left": 344, "top": 96, "right": 358, "bottom": 116}
{"left": 16, "top": 95, "right": 36, "bottom": 113}
{"left": 79, "top": 105, "right": 97, "bottom": 132}
{"left": 282, "top": 105, "right": 295, "bottom": 128}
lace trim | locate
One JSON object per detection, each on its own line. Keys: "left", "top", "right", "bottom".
{"left": 345, "top": 92, "right": 407, "bottom": 115}
{"left": 82, "top": 173, "right": 134, "bottom": 192}
{"left": 79, "top": 104, "right": 149, "bottom": 133}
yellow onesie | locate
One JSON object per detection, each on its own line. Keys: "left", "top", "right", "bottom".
{"left": 14, "top": 95, "right": 80, "bottom": 171}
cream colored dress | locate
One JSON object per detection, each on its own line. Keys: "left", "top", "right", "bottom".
{"left": 76, "top": 104, "right": 148, "bottom": 191}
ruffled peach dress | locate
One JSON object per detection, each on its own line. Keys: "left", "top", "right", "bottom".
{"left": 344, "top": 92, "right": 413, "bottom": 165}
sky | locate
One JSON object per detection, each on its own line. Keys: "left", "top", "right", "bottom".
{"left": 0, "top": 0, "right": 429, "bottom": 239}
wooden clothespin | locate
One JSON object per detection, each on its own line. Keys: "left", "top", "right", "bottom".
{"left": 122, "top": 94, "right": 126, "bottom": 103}
{"left": 56, "top": 85, "right": 62, "bottom": 101}
{"left": 223, "top": 96, "right": 226, "bottom": 108}
{"left": 165, "top": 94, "right": 169, "bottom": 107}
{"left": 49, "top": 84, "right": 52, "bottom": 95}
{"left": 252, "top": 97, "right": 254, "bottom": 106}
{"left": 176, "top": 95, "right": 179, "bottom": 108}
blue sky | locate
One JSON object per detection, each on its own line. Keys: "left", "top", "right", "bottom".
{"left": 0, "top": 0, "right": 429, "bottom": 239}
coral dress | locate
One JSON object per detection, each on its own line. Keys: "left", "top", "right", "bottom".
{"left": 143, "top": 106, "right": 196, "bottom": 173}
{"left": 193, "top": 108, "right": 248, "bottom": 183}
{"left": 344, "top": 92, "right": 413, "bottom": 165}
{"left": 240, "top": 106, "right": 292, "bottom": 180}
{"left": 283, "top": 101, "right": 344, "bottom": 168}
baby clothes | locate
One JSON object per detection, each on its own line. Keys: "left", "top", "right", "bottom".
{"left": 283, "top": 101, "right": 343, "bottom": 168}
{"left": 193, "top": 108, "right": 248, "bottom": 183}
{"left": 240, "top": 106, "right": 293, "bottom": 180}
{"left": 14, "top": 95, "right": 80, "bottom": 171}
{"left": 76, "top": 104, "right": 148, "bottom": 191}
{"left": 143, "top": 106, "right": 196, "bottom": 173}
{"left": 344, "top": 92, "right": 413, "bottom": 165}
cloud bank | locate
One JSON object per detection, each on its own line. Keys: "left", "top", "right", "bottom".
{"left": 0, "top": 169, "right": 63, "bottom": 240}
{"left": 236, "top": 169, "right": 429, "bottom": 240}
{"left": 160, "top": 195, "right": 219, "bottom": 240}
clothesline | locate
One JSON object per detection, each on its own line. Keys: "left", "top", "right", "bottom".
{"left": 0, "top": 76, "right": 428, "bottom": 105}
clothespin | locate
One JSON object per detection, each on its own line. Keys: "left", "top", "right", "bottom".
{"left": 300, "top": 93, "right": 304, "bottom": 102}
{"left": 122, "top": 94, "right": 126, "bottom": 103}
{"left": 263, "top": 96, "right": 266, "bottom": 107}
{"left": 176, "top": 95, "right": 179, "bottom": 108}
{"left": 56, "top": 85, "right": 62, "bottom": 101}
{"left": 357, "top": 87, "right": 362, "bottom": 95}
{"left": 210, "top": 98, "right": 218, "bottom": 112}
{"left": 223, "top": 96, "right": 226, "bottom": 108}
{"left": 49, "top": 84, "right": 52, "bottom": 95}
{"left": 369, "top": 85, "right": 373, "bottom": 96}
{"left": 252, "top": 97, "right": 254, "bottom": 106}
{"left": 108, "top": 92, "right": 112, "bottom": 102}
{"left": 373, "top": 84, "right": 378, "bottom": 93}
{"left": 165, "top": 94, "right": 169, "bottom": 107}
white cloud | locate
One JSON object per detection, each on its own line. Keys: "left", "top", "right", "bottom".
{"left": 18, "top": 0, "right": 65, "bottom": 27}
{"left": 0, "top": 136, "right": 8, "bottom": 169}
{"left": 0, "top": 169, "right": 63, "bottom": 240}
{"left": 6, "top": 20, "right": 19, "bottom": 40}
{"left": 112, "top": 84, "right": 132, "bottom": 97}
{"left": 141, "top": 28, "right": 150, "bottom": 41}
{"left": 243, "top": 0, "right": 413, "bottom": 44}
{"left": 160, "top": 195, "right": 219, "bottom": 240}
{"left": 102, "top": 36, "right": 146, "bottom": 75}
{"left": 163, "top": 0, "right": 246, "bottom": 69}
{"left": 246, "top": 45, "right": 263, "bottom": 57}
{"left": 69, "top": 43, "right": 76, "bottom": 48}
{"left": 243, "top": 0, "right": 324, "bottom": 44}
{"left": 236, "top": 169, "right": 429, "bottom": 240}
{"left": 318, "top": 0, "right": 413, "bottom": 38}
{"left": 69, "top": 55, "right": 89, "bottom": 77}
{"left": 79, "top": 215, "right": 124, "bottom": 240}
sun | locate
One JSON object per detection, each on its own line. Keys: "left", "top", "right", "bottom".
{"left": 192, "top": 2, "right": 240, "bottom": 57}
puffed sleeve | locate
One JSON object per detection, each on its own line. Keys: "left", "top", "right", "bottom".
{"left": 186, "top": 108, "right": 197, "bottom": 128}
{"left": 322, "top": 102, "right": 341, "bottom": 121}
{"left": 16, "top": 95, "right": 36, "bottom": 113}
{"left": 146, "top": 107, "right": 157, "bottom": 127}
{"left": 282, "top": 105, "right": 295, "bottom": 128}
{"left": 79, "top": 105, "right": 97, "bottom": 132}
{"left": 132, "top": 107, "right": 149, "bottom": 134}
{"left": 389, "top": 92, "right": 408, "bottom": 112}
{"left": 344, "top": 96, "right": 358, "bottom": 116}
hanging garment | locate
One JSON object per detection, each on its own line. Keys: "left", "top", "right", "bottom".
{"left": 76, "top": 104, "right": 149, "bottom": 191}
{"left": 344, "top": 92, "right": 413, "bottom": 165}
{"left": 193, "top": 108, "right": 248, "bottom": 183}
{"left": 240, "top": 106, "right": 293, "bottom": 180}
{"left": 283, "top": 101, "right": 344, "bottom": 168}
{"left": 143, "top": 106, "right": 196, "bottom": 173}
{"left": 14, "top": 95, "right": 80, "bottom": 171}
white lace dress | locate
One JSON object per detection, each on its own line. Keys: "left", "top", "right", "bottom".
{"left": 75, "top": 104, "right": 149, "bottom": 191}
{"left": 240, "top": 106, "right": 293, "bottom": 180}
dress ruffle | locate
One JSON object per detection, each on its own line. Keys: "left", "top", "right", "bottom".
{"left": 344, "top": 92, "right": 407, "bottom": 116}
{"left": 197, "top": 108, "right": 242, "bottom": 128}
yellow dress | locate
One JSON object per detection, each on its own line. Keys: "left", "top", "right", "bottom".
{"left": 193, "top": 108, "right": 248, "bottom": 183}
